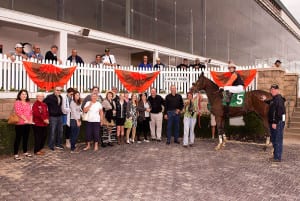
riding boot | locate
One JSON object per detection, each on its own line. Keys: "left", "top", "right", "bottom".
{"left": 225, "top": 90, "right": 232, "bottom": 104}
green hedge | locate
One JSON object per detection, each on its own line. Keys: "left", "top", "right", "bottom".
{"left": 0, "top": 113, "right": 265, "bottom": 155}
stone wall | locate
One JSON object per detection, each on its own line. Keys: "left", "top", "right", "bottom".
{"left": 257, "top": 67, "right": 299, "bottom": 125}
{"left": 0, "top": 99, "right": 16, "bottom": 120}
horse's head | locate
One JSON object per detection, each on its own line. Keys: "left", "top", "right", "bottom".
{"left": 191, "top": 72, "right": 207, "bottom": 93}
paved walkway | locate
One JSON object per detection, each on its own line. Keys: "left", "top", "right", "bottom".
{"left": 0, "top": 139, "right": 300, "bottom": 201}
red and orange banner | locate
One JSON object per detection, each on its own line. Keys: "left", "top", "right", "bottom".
{"left": 23, "top": 61, "right": 76, "bottom": 91}
{"left": 115, "top": 69, "right": 160, "bottom": 93}
{"left": 210, "top": 69, "right": 257, "bottom": 88}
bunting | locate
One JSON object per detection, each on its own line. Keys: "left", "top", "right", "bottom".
{"left": 210, "top": 69, "right": 257, "bottom": 88}
{"left": 115, "top": 69, "right": 160, "bottom": 93}
{"left": 23, "top": 61, "right": 76, "bottom": 91}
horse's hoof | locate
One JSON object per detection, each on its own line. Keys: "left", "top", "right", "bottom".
{"left": 215, "top": 144, "right": 222, "bottom": 150}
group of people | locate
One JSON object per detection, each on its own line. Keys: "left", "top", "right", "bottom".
{"left": 12, "top": 84, "right": 205, "bottom": 160}
{"left": 6, "top": 43, "right": 211, "bottom": 70}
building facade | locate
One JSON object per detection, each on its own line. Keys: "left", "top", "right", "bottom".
{"left": 0, "top": 0, "right": 300, "bottom": 66}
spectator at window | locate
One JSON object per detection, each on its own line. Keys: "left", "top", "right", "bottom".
{"left": 91, "top": 54, "right": 102, "bottom": 66}
{"left": 7, "top": 43, "right": 28, "bottom": 61}
{"left": 138, "top": 55, "right": 152, "bottom": 70}
{"left": 153, "top": 57, "right": 165, "bottom": 69}
{"left": 102, "top": 48, "right": 117, "bottom": 67}
{"left": 67, "top": 49, "right": 84, "bottom": 64}
{"left": 189, "top": 58, "right": 206, "bottom": 71}
{"left": 27, "top": 44, "right": 43, "bottom": 60}
{"left": 273, "top": 60, "right": 281, "bottom": 68}
{"left": 177, "top": 58, "right": 189, "bottom": 70}
{"left": 45, "top": 45, "right": 62, "bottom": 64}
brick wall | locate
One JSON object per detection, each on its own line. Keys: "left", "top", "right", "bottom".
{"left": 257, "top": 67, "right": 299, "bottom": 125}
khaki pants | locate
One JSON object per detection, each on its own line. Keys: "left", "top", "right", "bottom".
{"left": 149, "top": 112, "right": 163, "bottom": 140}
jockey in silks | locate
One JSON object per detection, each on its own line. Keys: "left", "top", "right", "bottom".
{"left": 217, "top": 62, "right": 244, "bottom": 150}
{"left": 219, "top": 62, "right": 245, "bottom": 105}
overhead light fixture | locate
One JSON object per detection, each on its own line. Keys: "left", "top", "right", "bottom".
{"left": 80, "top": 28, "right": 90, "bottom": 36}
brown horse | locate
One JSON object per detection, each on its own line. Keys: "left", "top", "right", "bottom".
{"left": 192, "top": 72, "right": 272, "bottom": 150}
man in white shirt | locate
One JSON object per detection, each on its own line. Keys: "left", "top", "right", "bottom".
{"left": 102, "top": 48, "right": 117, "bottom": 67}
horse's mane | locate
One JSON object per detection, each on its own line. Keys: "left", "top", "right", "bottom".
{"left": 202, "top": 74, "right": 219, "bottom": 90}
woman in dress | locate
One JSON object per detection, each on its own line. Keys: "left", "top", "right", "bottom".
{"left": 115, "top": 93, "right": 127, "bottom": 144}
{"left": 125, "top": 93, "right": 138, "bottom": 144}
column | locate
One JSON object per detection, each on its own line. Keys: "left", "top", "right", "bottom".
{"left": 55, "top": 31, "right": 68, "bottom": 63}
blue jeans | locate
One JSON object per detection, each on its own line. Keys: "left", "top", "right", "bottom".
{"left": 48, "top": 116, "right": 63, "bottom": 149}
{"left": 70, "top": 119, "right": 80, "bottom": 151}
{"left": 167, "top": 111, "right": 180, "bottom": 143}
{"left": 270, "top": 121, "right": 285, "bottom": 160}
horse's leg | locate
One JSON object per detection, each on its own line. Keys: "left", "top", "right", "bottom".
{"left": 215, "top": 117, "right": 225, "bottom": 150}
{"left": 220, "top": 120, "right": 227, "bottom": 147}
{"left": 262, "top": 119, "right": 271, "bottom": 152}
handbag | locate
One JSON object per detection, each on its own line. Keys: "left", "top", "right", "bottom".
{"left": 124, "top": 118, "right": 133, "bottom": 128}
{"left": 8, "top": 112, "right": 19, "bottom": 124}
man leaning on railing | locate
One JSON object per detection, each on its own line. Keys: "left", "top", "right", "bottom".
{"left": 7, "top": 43, "right": 28, "bottom": 62}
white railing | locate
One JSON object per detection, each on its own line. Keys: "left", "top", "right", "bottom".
{"left": 0, "top": 54, "right": 258, "bottom": 94}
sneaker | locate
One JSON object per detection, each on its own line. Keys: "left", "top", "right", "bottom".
{"left": 55, "top": 145, "right": 64, "bottom": 150}
{"left": 137, "top": 140, "right": 142, "bottom": 144}
{"left": 70, "top": 150, "right": 79, "bottom": 154}
{"left": 144, "top": 139, "right": 150, "bottom": 143}
{"left": 24, "top": 153, "right": 32, "bottom": 157}
{"left": 14, "top": 155, "right": 22, "bottom": 160}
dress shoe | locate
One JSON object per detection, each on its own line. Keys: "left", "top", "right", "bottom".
{"left": 101, "top": 143, "right": 107, "bottom": 148}
{"left": 166, "top": 141, "right": 170, "bottom": 145}
{"left": 107, "top": 142, "right": 114, "bottom": 146}
{"left": 174, "top": 141, "right": 180, "bottom": 144}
